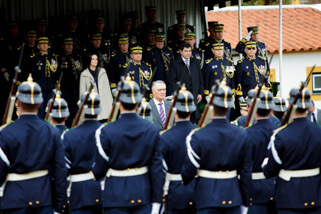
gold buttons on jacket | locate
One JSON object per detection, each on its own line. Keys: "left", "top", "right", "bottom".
{"left": 304, "top": 202, "right": 308, "bottom": 206}
{"left": 189, "top": 201, "right": 193, "bottom": 205}
{"left": 250, "top": 198, "right": 253, "bottom": 201}
{"left": 35, "top": 201, "right": 40, "bottom": 205}
{"left": 222, "top": 201, "right": 226, "bottom": 205}
{"left": 270, "top": 197, "right": 274, "bottom": 201}
{"left": 228, "top": 201, "right": 232, "bottom": 205}
{"left": 131, "top": 200, "right": 135, "bottom": 204}
{"left": 311, "top": 202, "right": 315, "bottom": 206}
{"left": 138, "top": 199, "right": 142, "bottom": 203}
{"left": 96, "top": 199, "right": 99, "bottom": 203}
{"left": 181, "top": 181, "right": 184, "bottom": 185}
{"left": 29, "top": 202, "right": 33, "bottom": 206}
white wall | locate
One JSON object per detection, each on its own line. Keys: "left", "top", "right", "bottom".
{"left": 270, "top": 51, "right": 321, "bottom": 109}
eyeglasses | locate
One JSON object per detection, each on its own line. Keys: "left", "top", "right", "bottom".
{"left": 247, "top": 47, "right": 256, "bottom": 50}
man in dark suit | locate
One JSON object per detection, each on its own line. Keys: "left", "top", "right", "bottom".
{"left": 168, "top": 42, "right": 203, "bottom": 123}
{"left": 149, "top": 80, "right": 171, "bottom": 130}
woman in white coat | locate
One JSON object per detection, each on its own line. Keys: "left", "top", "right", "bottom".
{"left": 79, "top": 53, "right": 113, "bottom": 122}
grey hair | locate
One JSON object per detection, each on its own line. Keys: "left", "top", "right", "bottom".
{"left": 151, "top": 80, "right": 166, "bottom": 91}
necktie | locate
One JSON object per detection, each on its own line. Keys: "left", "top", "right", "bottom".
{"left": 185, "top": 59, "right": 190, "bottom": 75}
{"left": 312, "top": 112, "right": 317, "bottom": 123}
{"left": 158, "top": 102, "right": 166, "bottom": 126}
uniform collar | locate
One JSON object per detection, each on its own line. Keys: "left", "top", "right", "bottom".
{"left": 132, "top": 61, "right": 141, "bottom": 66}
{"left": 246, "top": 55, "right": 256, "bottom": 61}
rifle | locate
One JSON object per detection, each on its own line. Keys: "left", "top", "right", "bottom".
{"left": 45, "top": 72, "right": 64, "bottom": 121}
{"left": 281, "top": 65, "right": 315, "bottom": 126}
{"left": 72, "top": 80, "right": 95, "bottom": 127}
{"left": 2, "top": 43, "right": 25, "bottom": 125}
{"left": 198, "top": 78, "right": 222, "bottom": 128}
{"left": 244, "top": 75, "right": 267, "bottom": 128}
{"left": 107, "top": 76, "right": 126, "bottom": 123}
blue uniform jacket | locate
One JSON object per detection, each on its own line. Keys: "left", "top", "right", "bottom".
{"left": 109, "top": 52, "right": 130, "bottom": 88}
{"left": 93, "top": 113, "right": 163, "bottom": 207}
{"left": 144, "top": 47, "right": 173, "bottom": 83}
{"left": 199, "top": 38, "right": 232, "bottom": 60}
{"left": 63, "top": 120, "right": 102, "bottom": 210}
{"left": 181, "top": 118, "right": 252, "bottom": 209}
{"left": 246, "top": 118, "right": 276, "bottom": 204}
{"left": 235, "top": 56, "right": 269, "bottom": 98}
{"left": 203, "top": 57, "right": 235, "bottom": 95}
{"left": 121, "top": 62, "right": 152, "bottom": 92}
{"left": 234, "top": 115, "right": 280, "bottom": 130}
{"left": 160, "top": 120, "right": 196, "bottom": 210}
{"left": 0, "top": 114, "right": 67, "bottom": 212}
{"left": 263, "top": 117, "right": 321, "bottom": 209}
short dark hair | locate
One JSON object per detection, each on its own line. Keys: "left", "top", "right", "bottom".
{"left": 257, "top": 109, "right": 271, "bottom": 117}
{"left": 213, "top": 105, "right": 228, "bottom": 116}
{"left": 180, "top": 42, "right": 191, "bottom": 51}
{"left": 296, "top": 108, "right": 307, "bottom": 114}
{"left": 85, "top": 114, "right": 97, "bottom": 119}
{"left": 273, "top": 111, "right": 284, "bottom": 121}
{"left": 177, "top": 111, "right": 190, "bottom": 119}
{"left": 20, "top": 103, "right": 39, "bottom": 112}
{"left": 122, "top": 102, "right": 137, "bottom": 111}
{"left": 52, "top": 117, "right": 66, "bottom": 123}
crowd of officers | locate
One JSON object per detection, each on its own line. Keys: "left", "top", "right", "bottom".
{"left": 1, "top": 5, "right": 321, "bottom": 214}
{"left": 0, "top": 6, "right": 270, "bottom": 126}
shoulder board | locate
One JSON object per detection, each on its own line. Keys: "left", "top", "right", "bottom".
{"left": 0, "top": 120, "right": 14, "bottom": 130}
{"left": 122, "top": 63, "right": 129, "bottom": 68}
{"left": 160, "top": 128, "right": 170, "bottom": 135}
{"left": 258, "top": 56, "right": 266, "bottom": 61}
{"left": 205, "top": 43, "right": 210, "bottom": 46}
{"left": 200, "top": 39, "right": 205, "bottom": 42}
{"left": 228, "top": 58, "right": 234, "bottom": 63}
{"left": 30, "top": 55, "right": 35, "bottom": 58}
{"left": 273, "top": 124, "right": 287, "bottom": 134}
{"left": 147, "top": 47, "right": 152, "bottom": 51}
{"left": 143, "top": 62, "right": 152, "bottom": 67}
{"left": 238, "top": 58, "right": 245, "bottom": 63}
{"left": 205, "top": 58, "right": 212, "bottom": 64}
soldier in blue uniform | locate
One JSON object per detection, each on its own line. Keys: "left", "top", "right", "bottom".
{"left": 231, "top": 87, "right": 280, "bottom": 129}
{"left": 63, "top": 91, "right": 103, "bottom": 213}
{"left": 58, "top": 37, "right": 82, "bottom": 127}
{"left": 144, "top": 33, "right": 173, "bottom": 83}
{"left": 167, "top": 10, "right": 195, "bottom": 42}
{"left": 47, "top": 93, "right": 70, "bottom": 133}
{"left": 262, "top": 87, "right": 321, "bottom": 214}
{"left": 121, "top": 46, "right": 153, "bottom": 96}
{"left": 246, "top": 90, "right": 277, "bottom": 214}
{"left": 139, "top": 6, "right": 164, "bottom": 43}
{"left": 198, "top": 21, "right": 217, "bottom": 51}
{"left": 161, "top": 86, "right": 196, "bottom": 214}
{"left": 0, "top": 75, "right": 67, "bottom": 213}
{"left": 235, "top": 26, "right": 268, "bottom": 60}
{"left": 203, "top": 42, "right": 234, "bottom": 96}
{"left": 200, "top": 23, "right": 232, "bottom": 60}
{"left": 181, "top": 82, "right": 252, "bottom": 214}
{"left": 109, "top": 34, "right": 131, "bottom": 89}
{"left": 21, "top": 30, "right": 38, "bottom": 81}
{"left": 168, "top": 24, "right": 186, "bottom": 58}
{"left": 235, "top": 41, "right": 270, "bottom": 98}
{"left": 272, "top": 96, "right": 287, "bottom": 122}
{"left": 93, "top": 76, "right": 163, "bottom": 214}
{"left": 184, "top": 32, "right": 204, "bottom": 69}
{"left": 30, "top": 37, "right": 59, "bottom": 119}
{"left": 142, "top": 29, "right": 156, "bottom": 56}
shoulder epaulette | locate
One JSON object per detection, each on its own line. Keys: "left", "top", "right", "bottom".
{"left": 147, "top": 47, "right": 152, "bottom": 52}
{"left": 238, "top": 58, "right": 245, "bottom": 63}
{"left": 205, "top": 43, "right": 210, "bottom": 47}
{"left": 122, "top": 63, "right": 129, "bottom": 68}
{"left": 205, "top": 58, "right": 212, "bottom": 64}
{"left": 0, "top": 120, "right": 14, "bottom": 130}
{"left": 258, "top": 55, "right": 266, "bottom": 61}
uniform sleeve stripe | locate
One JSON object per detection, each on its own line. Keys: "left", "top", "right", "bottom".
{"left": 269, "top": 132, "right": 283, "bottom": 165}
{"left": 186, "top": 130, "right": 200, "bottom": 160}
{"left": 65, "top": 163, "right": 71, "bottom": 169}
{"left": 162, "top": 159, "right": 168, "bottom": 171}
{"left": 64, "top": 156, "right": 71, "bottom": 165}
{"left": 95, "top": 125, "right": 109, "bottom": 162}
{"left": 0, "top": 147, "right": 10, "bottom": 167}
{"left": 187, "top": 149, "right": 200, "bottom": 168}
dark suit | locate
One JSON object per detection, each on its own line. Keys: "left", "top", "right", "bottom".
{"left": 168, "top": 56, "right": 204, "bottom": 121}
{"left": 149, "top": 99, "right": 171, "bottom": 130}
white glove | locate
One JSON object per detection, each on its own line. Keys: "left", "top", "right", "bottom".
{"left": 244, "top": 30, "right": 253, "bottom": 41}
{"left": 151, "top": 202, "right": 161, "bottom": 214}
{"left": 241, "top": 205, "right": 249, "bottom": 214}
{"left": 53, "top": 211, "right": 60, "bottom": 214}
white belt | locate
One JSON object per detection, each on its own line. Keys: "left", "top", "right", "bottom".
{"left": 70, "top": 171, "right": 95, "bottom": 182}
{"left": 6, "top": 170, "right": 49, "bottom": 181}
{"left": 106, "top": 166, "right": 148, "bottom": 177}
{"left": 198, "top": 169, "right": 237, "bottom": 179}
{"left": 163, "top": 173, "right": 183, "bottom": 196}
{"left": 0, "top": 184, "right": 4, "bottom": 197}
{"left": 252, "top": 172, "right": 266, "bottom": 180}
{"left": 279, "top": 168, "right": 320, "bottom": 181}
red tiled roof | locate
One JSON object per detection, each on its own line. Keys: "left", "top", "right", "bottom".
{"left": 206, "top": 6, "right": 321, "bottom": 53}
